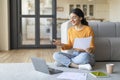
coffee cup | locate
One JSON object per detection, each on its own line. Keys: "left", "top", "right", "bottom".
{"left": 106, "top": 63, "right": 114, "bottom": 74}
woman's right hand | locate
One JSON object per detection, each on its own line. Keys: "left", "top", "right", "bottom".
{"left": 53, "top": 39, "right": 64, "bottom": 46}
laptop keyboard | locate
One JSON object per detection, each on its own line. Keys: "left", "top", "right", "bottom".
{"left": 48, "top": 67, "right": 63, "bottom": 74}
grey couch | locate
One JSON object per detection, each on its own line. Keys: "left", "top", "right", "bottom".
{"left": 61, "top": 21, "right": 120, "bottom": 61}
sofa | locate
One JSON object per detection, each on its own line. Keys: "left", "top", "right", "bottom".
{"left": 61, "top": 21, "right": 120, "bottom": 61}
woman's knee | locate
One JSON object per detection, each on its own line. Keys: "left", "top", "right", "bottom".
{"left": 80, "top": 53, "right": 95, "bottom": 64}
{"left": 80, "top": 52, "right": 90, "bottom": 59}
{"left": 72, "top": 52, "right": 91, "bottom": 64}
{"left": 53, "top": 52, "right": 61, "bottom": 60}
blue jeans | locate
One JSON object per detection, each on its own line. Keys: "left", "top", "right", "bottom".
{"left": 53, "top": 51, "right": 95, "bottom": 67}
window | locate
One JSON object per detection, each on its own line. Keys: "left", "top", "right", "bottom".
{"left": 76, "top": 4, "right": 80, "bottom": 9}
{"left": 89, "top": 5, "right": 94, "bottom": 16}
{"left": 69, "top": 4, "right": 94, "bottom": 16}
{"left": 10, "top": 0, "right": 56, "bottom": 49}
{"left": 69, "top": 4, "right": 74, "bottom": 13}
{"left": 83, "top": 4, "right": 87, "bottom": 16}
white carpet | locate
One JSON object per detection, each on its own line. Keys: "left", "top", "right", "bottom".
{"left": 0, "top": 63, "right": 59, "bottom": 80}
{"left": 0, "top": 62, "right": 120, "bottom": 80}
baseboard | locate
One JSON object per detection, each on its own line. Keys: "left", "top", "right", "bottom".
{"left": 96, "top": 60, "right": 120, "bottom": 62}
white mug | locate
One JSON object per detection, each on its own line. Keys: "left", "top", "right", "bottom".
{"left": 106, "top": 63, "right": 114, "bottom": 74}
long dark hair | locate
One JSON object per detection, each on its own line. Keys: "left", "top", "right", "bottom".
{"left": 70, "top": 8, "right": 88, "bottom": 26}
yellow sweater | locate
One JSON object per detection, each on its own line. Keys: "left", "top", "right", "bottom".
{"left": 62, "top": 25, "right": 95, "bottom": 50}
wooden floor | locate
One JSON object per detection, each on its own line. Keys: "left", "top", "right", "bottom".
{"left": 0, "top": 47, "right": 60, "bottom": 63}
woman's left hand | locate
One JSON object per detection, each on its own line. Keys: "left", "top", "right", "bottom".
{"left": 86, "top": 47, "right": 95, "bottom": 53}
{"left": 73, "top": 48, "right": 86, "bottom": 52}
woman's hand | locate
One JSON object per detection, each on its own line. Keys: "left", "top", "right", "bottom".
{"left": 86, "top": 47, "right": 95, "bottom": 53}
{"left": 53, "top": 39, "right": 64, "bottom": 46}
{"left": 73, "top": 48, "right": 86, "bottom": 52}
{"left": 74, "top": 47, "right": 95, "bottom": 53}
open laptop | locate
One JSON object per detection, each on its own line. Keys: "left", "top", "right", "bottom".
{"left": 31, "top": 57, "right": 63, "bottom": 74}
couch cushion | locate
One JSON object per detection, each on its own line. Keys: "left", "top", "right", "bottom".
{"left": 94, "top": 38, "right": 111, "bottom": 61}
{"left": 89, "top": 22, "right": 98, "bottom": 37}
{"left": 115, "top": 22, "right": 120, "bottom": 37}
{"left": 109, "top": 38, "right": 120, "bottom": 60}
{"left": 61, "top": 20, "right": 72, "bottom": 44}
{"left": 98, "top": 22, "right": 116, "bottom": 37}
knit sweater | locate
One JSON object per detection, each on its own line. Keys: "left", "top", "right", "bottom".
{"left": 62, "top": 25, "right": 95, "bottom": 50}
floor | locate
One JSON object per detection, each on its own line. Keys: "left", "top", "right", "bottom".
{"left": 22, "top": 39, "right": 52, "bottom": 45}
{"left": 0, "top": 47, "right": 60, "bottom": 63}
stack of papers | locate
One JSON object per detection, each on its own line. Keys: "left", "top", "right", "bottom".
{"left": 73, "top": 36, "right": 92, "bottom": 50}
{"left": 57, "top": 72, "right": 87, "bottom": 80}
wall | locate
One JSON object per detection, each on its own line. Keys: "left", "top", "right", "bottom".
{"left": 94, "top": 0, "right": 109, "bottom": 21}
{"left": 0, "top": 0, "right": 9, "bottom": 50}
{"left": 57, "top": 0, "right": 109, "bottom": 21}
{"left": 109, "top": 0, "right": 120, "bottom": 22}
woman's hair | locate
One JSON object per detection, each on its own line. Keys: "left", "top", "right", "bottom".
{"left": 70, "top": 8, "right": 88, "bottom": 26}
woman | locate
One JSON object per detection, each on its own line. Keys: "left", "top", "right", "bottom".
{"left": 53, "top": 8, "right": 95, "bottom": 70}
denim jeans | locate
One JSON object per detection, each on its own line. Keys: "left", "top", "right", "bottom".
{"left": 53, "top": 51, "right": 95, "bottom": 67}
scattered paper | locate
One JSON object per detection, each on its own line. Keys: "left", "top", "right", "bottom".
{"left": 73, "top": 36, "right": 92, "bottom": 50}
{"left": 57, "top": 72, "right": 87, "bottom": 80}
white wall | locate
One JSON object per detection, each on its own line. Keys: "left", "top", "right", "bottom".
{"left": 94, "top": 0, "right": 109, "bottom": 21}
{"left": 0, "top": 0, "right": 9, "bottom": 50}
{"left": 109, "top": 0, "right": 120, "bottom": 22}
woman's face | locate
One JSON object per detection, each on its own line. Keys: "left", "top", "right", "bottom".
{"left": 69, "top": 13, "right": 82, "bottom": 26}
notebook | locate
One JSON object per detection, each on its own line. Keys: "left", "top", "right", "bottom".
{"left": 31, "top": 57, "right": 63, "bottom": 74}
{"left": 90, "top": 71, "right": 109, "bottom": 78}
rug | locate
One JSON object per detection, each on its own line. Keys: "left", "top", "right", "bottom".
{"left": 0, "top": 63, "right": 58, "bottom": 80}
{"left": 0, "top": 62, "right": 120, "bottom": 80}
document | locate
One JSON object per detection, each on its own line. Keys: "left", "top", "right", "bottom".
{"left": 57, "top": 72, "right": 87, "bottom": 80}
{"left": 73, "top": 36, "right": 92, "bottom": 50}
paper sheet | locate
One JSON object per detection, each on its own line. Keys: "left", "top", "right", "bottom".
{"left": 73, "top": 36, "right": 92, "bottom": 50}
{"left": 57, "top": 72, "right": 87, "bottom": 80}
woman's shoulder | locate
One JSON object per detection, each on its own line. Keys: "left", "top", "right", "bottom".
{"left": 84, "top": 25, "right": 93, "bottom": 30}
{"left": 68, "top": 26, "right": 74, "bottom": 30}
{"left": 67, "top": 26, "right": 75, "bottom": 33}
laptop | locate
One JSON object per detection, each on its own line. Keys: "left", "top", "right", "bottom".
{"left": 31, "top": 57, "right": 63, "bottom": 74}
